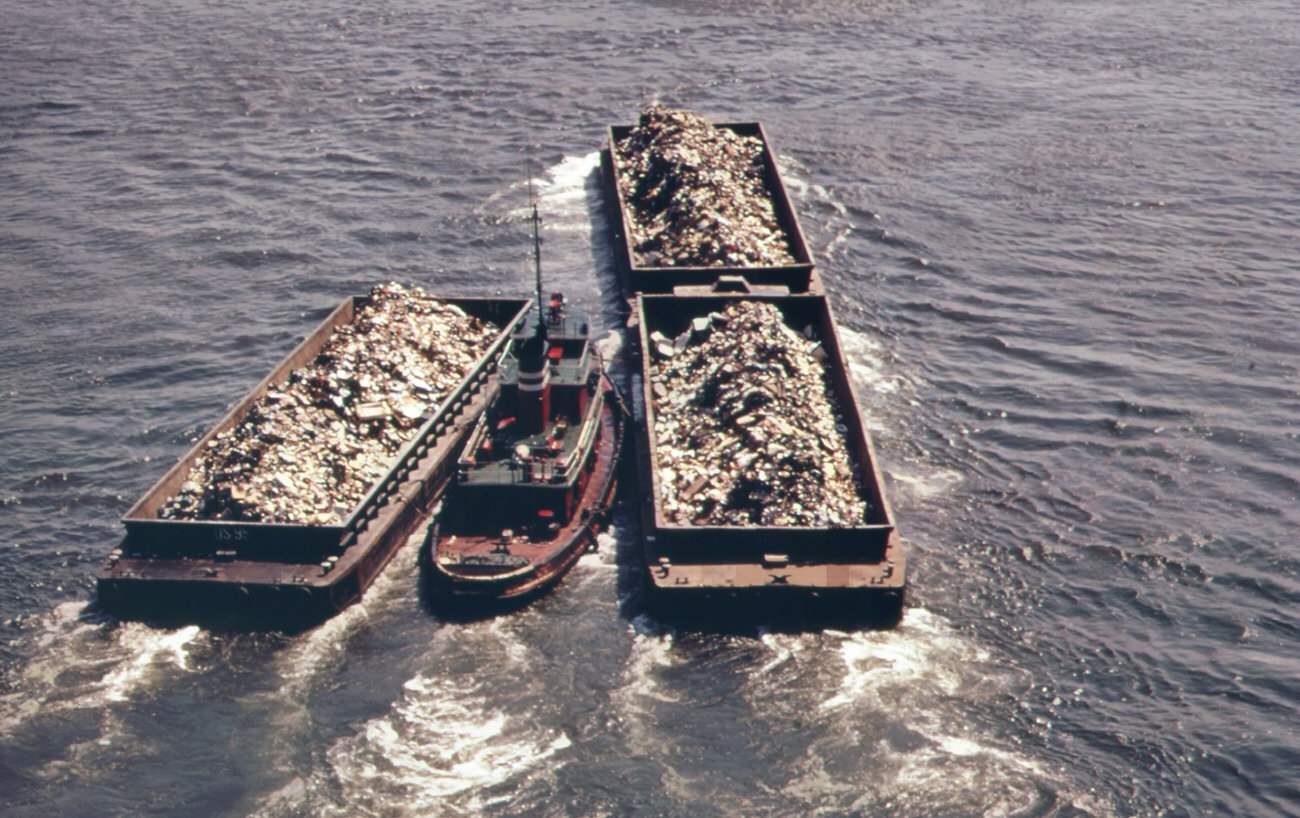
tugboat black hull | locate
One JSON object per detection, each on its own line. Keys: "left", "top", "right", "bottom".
{"left": 423, "top": 383, "right": 623, "bottom": 613}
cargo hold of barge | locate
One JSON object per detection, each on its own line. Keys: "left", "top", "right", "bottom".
{"left": 601, "top": 116, "right": 817, "bottom": 295}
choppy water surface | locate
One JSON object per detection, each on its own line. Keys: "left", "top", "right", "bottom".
{"left": 3, "top": 0, "right": 1298, "bottom": 815}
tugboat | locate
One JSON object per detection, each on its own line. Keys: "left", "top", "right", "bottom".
{"left": 422, "top": 188, "right": 622, "bottom": 608}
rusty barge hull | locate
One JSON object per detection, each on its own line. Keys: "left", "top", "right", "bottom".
{"left": 97, "top": 391, "right": 490, "bottom": 627}
{"left": 97, "top": 295, "right": 531, "bottom": 627}
{"left": 629, "top": 292, "right": 905, "bottom": 625}
{"left": 601, "top": 120, "right": 818, "bottom": 295}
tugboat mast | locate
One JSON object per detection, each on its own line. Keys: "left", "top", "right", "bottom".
{"left": 515, "top": 166, "right": 553, "bottom": 436}
{"left": 528, "top": 169, "right": 546, "bottom": 336}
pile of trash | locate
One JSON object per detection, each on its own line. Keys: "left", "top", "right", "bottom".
{"left": 159, "top": 283, "right": 496, "bottom": 525}
{"left": 647, "top": 300, "right": 868, "bottom": 527}
{"left": 615, "top": 104, "right": 797, "bottom": 268}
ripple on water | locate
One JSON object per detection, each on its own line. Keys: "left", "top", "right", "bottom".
{"left": 2, "top": 0, "right": 1298, "bottom": 814}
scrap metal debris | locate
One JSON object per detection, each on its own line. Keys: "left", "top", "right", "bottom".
{"left": 649, "top": 300, "right": 868, "bottom": 527}
{"left": 615, "top": 104, "right": 797, "bottom": 268}
{"left": 159, "top": 283, "right": 496, "bottom": 525}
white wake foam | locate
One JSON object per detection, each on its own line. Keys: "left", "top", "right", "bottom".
{"left": 0, "top": 601, "right": 205, "bottom": 732}
{"left": 754, "top": 630, "right": 809, "bottom": 677}
{"left": 253, "top": 618, "right": 567, "bottom": 817}
{"left": 100, "top": 623, "right": 202, "bottom": 703}
{"left": 321, "top": 672, "right": 570, "bottom": 814}
{"left": 620, "top": 626, "right": 679, "bottom": 705}
{"left": 604, "top": 623, "right": 682, "bottom": 770}
{"left": 838, "top": 324, "right": 910, "bottom": 405}
{"left": 487, "top": 151, "right": 599, "bottom": 232}
{"left": 534, "top": 152, "right": 601, "bottom": 234}
{"left": 818, "top": 607, "right": 975, "bottom": 711}
{"left": 273, "top": 528, "right": 423, "bottom": 697}
{"left": 573, "top": 527, "right": 619, "bottom": 577}
{"left": 778, "top": 154, "right": 855, "bottom": 263}
{"left": 890, "top": 467, "right": 964, "bottom": 500}
{"left": 593, "top": 327, "right": 624, "bottom": 363}
{"left": 743, "top": 609, "right": 1112, "bottom": 816}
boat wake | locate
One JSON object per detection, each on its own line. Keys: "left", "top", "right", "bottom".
{"left": 838, "top": 304, "right": 966, "bottom": 505}
{"left": 604, "top": 621, "right": 685, "bottom": 777}
{"left": 0, "top": 600, "right": 207, "bottom": 786}
{"left": 235, "top": 529, "right": 430, "bottom": 792}
{"left": 606, "top": 613, "right": 1106, "bottom": 817}
{"left": 252, "top": 618, "right": 570, "bottom": 818}
{"left": 532, "top": 152, "right": 600, "bottom": 236}
{"left": 620, "top": 624, "right": 681, "bottom": 705}
{"left": 480, "top": 151, "right": 597, "bottom": 232}
{"left": 573, "top": 526, "right": 620, "bottom": 579}
{"left": 779, "top": 154, "right": 856, "bottom": 265}
{"left": 480, "top": 151, "right": 611, "bottom": 302}
{"left": 272, "top": 529, "right": 424, "bottom": 699}
{"left": 813, "top": 608, "right": 1004, "bottom": 711}
{"left": 889, "top": 466, "right": 964, "bottom": 500}
{"left": 484, "top": 150, "right": 626, "bottom": 334}
{"left": 0, "top": 601, "right": 205, "bottom": 735}
{"left": 747, "top": 609, "right": 1114, "bottom": 817}
{"left": 838, "top": 324, "right": 912, "bottom": 410}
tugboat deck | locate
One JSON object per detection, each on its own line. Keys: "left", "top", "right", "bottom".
{"left": 439, "top": 405, "right": 619, "bottom": 564}
{"left": 459, "top": 427, "right": 584, "bottom": 486}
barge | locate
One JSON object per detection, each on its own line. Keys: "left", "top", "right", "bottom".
{"left": 423, "top": 200, "right": 623, "bottom": 610}
{"left": 630, "top": 292, "right": 904, "bottom": 625}
{"left": 602, "top": 106, "right": 906, "bottom": 625}
{"left": 601, "top": 113, "right": 818, "bottom": 294}
{"left": 97, "top": 293, "right": 531, "bottom": 627}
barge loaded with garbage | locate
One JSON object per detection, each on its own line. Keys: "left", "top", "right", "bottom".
{"left": 97, "top": 284, "right": 530, "bottom": 626}
{"left": 602, "top": 105, "right": 906, "bottom": 624}
{"left": 601, "top": 107, "right": 818, "bottom": 294}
